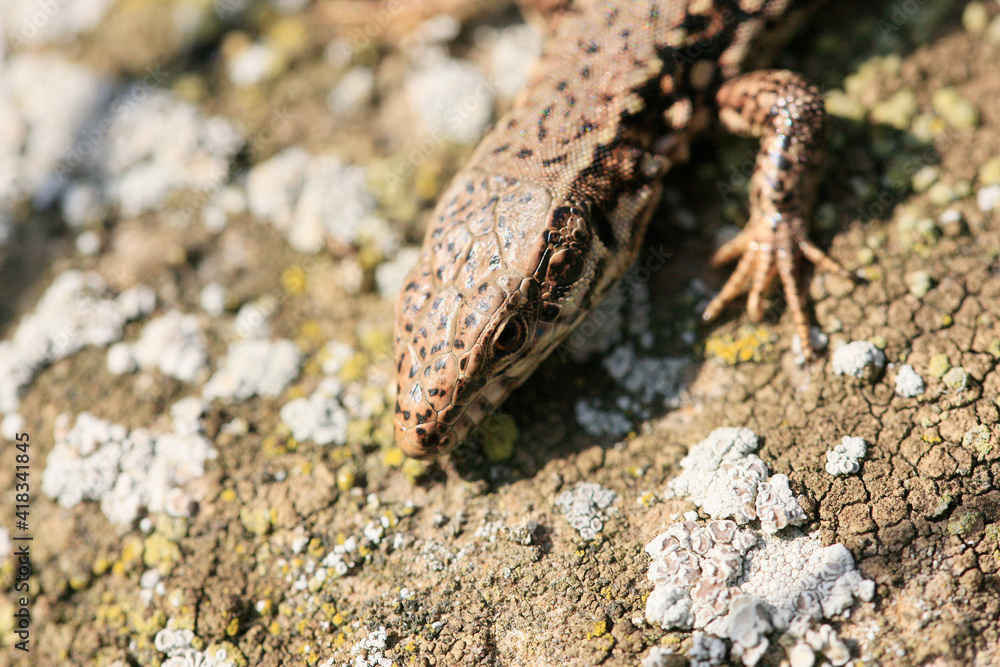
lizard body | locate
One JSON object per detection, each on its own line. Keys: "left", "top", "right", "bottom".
{"left": 393, "top": 0, "right": 847, "bottom": 458}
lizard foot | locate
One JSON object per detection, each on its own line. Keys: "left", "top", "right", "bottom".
{"left": 701, "top": 213, "right": 850, "bottom": 360}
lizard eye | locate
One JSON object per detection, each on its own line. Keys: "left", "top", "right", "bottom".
{"left": 493, "top": 316, "right": 527, "bottom": 357}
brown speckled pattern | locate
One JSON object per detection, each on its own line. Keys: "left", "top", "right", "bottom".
{"left": 394, "top": 0, "right": 841, "bottom": 458}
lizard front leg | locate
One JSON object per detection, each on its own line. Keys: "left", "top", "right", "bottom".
{"left": 702, "top": 70, "right": 850, "bottom": 359}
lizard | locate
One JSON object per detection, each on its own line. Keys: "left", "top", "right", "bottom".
{"left": 393, "top": 0, "right": 851, "bottom": 459}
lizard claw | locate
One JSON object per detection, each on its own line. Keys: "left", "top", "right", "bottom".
{"left": 701, "top": 212, "right": 850, "bottom": 360}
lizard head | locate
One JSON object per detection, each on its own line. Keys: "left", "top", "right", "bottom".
{"left": 393, "top": 173, "right": 601, "bottom": 458}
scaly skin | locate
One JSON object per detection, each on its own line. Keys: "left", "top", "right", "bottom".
{"left": 393, "top": 0, "right": 848, "bottom": 458}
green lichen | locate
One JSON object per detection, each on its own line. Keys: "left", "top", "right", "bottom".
{"left": 929, "top": 493, "right": 953, "bottom": 518}
{"left": 478, "top": 412, "right": 519, "bottom": 463}
{"left": 911, "top": 166, "right": 939, "bottom": 193}
{"left": 948, "top": 511, "right": 982, "bottom": 537}
{"left": 872, "top": 88, "right": 917, "bottom": 130}
{"left": 962, "top": 424, "right": 993, "bottom": 458}
{"left": 906, "top": 270, "right": 933, "bottom": 297}
{"left": 942, "top": 366, "right": 968, "bottom": 391}
{"left": 932, "top": 87, "right": 979, "bottom": 129}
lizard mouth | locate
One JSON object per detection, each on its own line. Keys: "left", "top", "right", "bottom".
{"left": 395, "top": 417, "right": 456, "bottom": 459}
{"left": 393, "top": 384, "right": 504, "bottom": 459}
{"left": 393, "top": 406, "right": 471, "bottom": 459}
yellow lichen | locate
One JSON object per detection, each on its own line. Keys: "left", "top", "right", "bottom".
{"left": 339, "top": 352, "right": 369, "bottom": 383}
{"left": 383, "top": 447, "right": 407, "bottom": 468}
{"left": 336, "top": 466, "right": 357, "bottom": 492}
{"left": 92, "top": 556, "right": 112, "bottom": 576}
{"left": 704, "top": 327, "right": 774, "bottom": 365}
{"left": 928, "top": 353, "right": 951, "bottom": 378}
{"left": 402, "top": 458, "right": 427, "bottom": 483}
{"left": 239, "top": 508, "right": 275, "bottom": 536}
{"left": 281, "top": 265, "right": 307, "bottom": 295}
{"left": 143, "top": 533, "right": 181, "bottom": 574}
{"left": 586, "top": 620, "right": 607, "bottom": 639}
{"left": 308, "top": 538, "right": 326, "bottom": 558}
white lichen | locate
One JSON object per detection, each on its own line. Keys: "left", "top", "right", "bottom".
{"left": 644, "top": 584, "right": 694, "bottom": 630}
{"left": 804, "top": 623, "right": 851, "bottom": 666}
{"left": 130, "top": 311, "right": 209, "bottom": 382}
{"left": 601, "top": 344, "right": 691, "bottom": 404}
{"left": 404, "top": 49, "right": 493, "bottom": 145}
{"left": 350, "top": 626, "right": 393, "bottom": 667}
{"left": 374, "top": 247, "right": 421, "bottom": 300}
{"left": 0, "top": 54, "right": 111, "bottom": 199}
{"left": 280, "top": 377, "right": 350, "bottom": 446}
{"left": 665, "top": 428, "right": 805, "bottom": 533}
{"left": 831, "top": 341, "right": 886, "bottom": 382}
{"left": 203, "top": 339, "right": 302, "bottom": 401}
{"left": 3, "top": 0, "right": 115, "bottom": 44}
{"left": 320, "top": 340, "right": 354, "bottom": 376}
{"left": 2, "top": 413, "right": 25, "bottom": 442}
{"left": 893, "top": 363, "right": 925, "bottom": 397}
{"left": 245, "top": 146, "right": 310, "bottom": 230}
{"left": 639, "top": 645, "right": 676, "bottom": 667}
{"left": 0, "top": 271, "right": 147, "bottom": 414}
{"left": 645, "top": 519, "right": 754, "bottom": 632}
{"left": 646, "top": 428, "right": 875, "bottom": 666}
{"left": 96, "top": 89, "right": 243, "bottom": 218}
{"left": 574, "top": 398, "right": 633, "bottom": 438}
{"left": 645, "top": 521, "right": 874, "bottom": 663}
{"left": 739, "top": 534, "right": 875, "bottom": 628}
{"left": 725, "top": 596, "right": 773, "bottom": 666}
{"left": 555, "top": 482, "right": 617, "bottom": 540}
{"left": 228, "top": 42, "right": 279, "bottom": 87}
{"left": 154, "top": 626, "right": 236, "bottom": 667}
{"left": 690, "top": 631, "right": 728, "bottom": 667}
{"left": 41, "top": 398, "right": 215, "bottom": 527}
{"left": 755, "top": 474, "right": 807, "bottom": 534}
{"left": 199, "top": 283, "right": 227, "bottom": 316}
{"left": 246, "top": 149, "right": 397, "bottom": 255}
{"left": 702, "top": 456, "right": 769, "bottom": 525}
{"left": 327, "top": 66, "right": 375, "bottom": 115}
{"left": 825, "top": 436, "right": 868, "bottom": 476}
{"left": 665, "top": 427, "right": 760, "bottom": 504}
{"left": 232, "top": 300, "right": 274, "bottom": 340}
